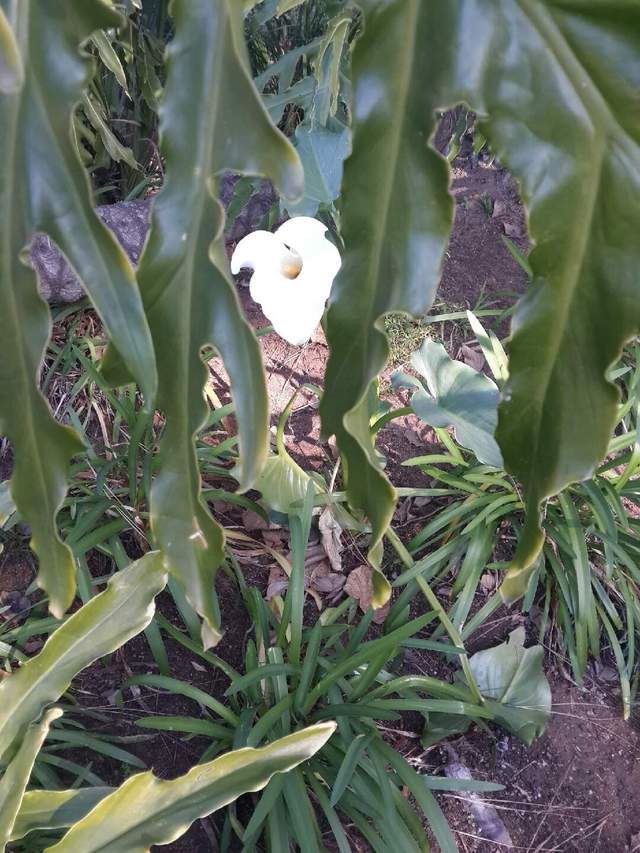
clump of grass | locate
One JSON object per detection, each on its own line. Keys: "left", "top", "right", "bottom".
{"left": 384, "top": 313, "right": 432, "bottom": 368}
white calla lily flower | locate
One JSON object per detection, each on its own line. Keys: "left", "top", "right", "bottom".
{"left": 230, "top": 216, "right": 341, "bottom": 346}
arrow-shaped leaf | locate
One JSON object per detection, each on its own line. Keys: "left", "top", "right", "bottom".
{"left": 48, "top": 723, "right": 335, "bottom": 852}
{"left": 0, "top": 553, "right": 166, "bottom": 766}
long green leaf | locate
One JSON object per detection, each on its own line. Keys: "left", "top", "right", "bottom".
{"left": 10, "top": 787, "right": 113, "bottom": 841}
{"left": 487, "top": 1, "right": 640, "bottom": 596}
{"left": 0, "top": 5, "right": 22, "bottom": 93}
{"left": 0, "top": 0, "right": 156, "bottom": 618}
{"left": 104, "top": 0, "right": 302, "bottom": 648}
{"left": 322, "top": 1, "right": 640, "bottom": 594}
{"left": 48, "top": 723, "right": 335, "bottom": 852}
{"left": 320, "top": 1, "right": 454, "bottom": 560}
{"left": 0, "top": 553, "right": 166, "bottom": 765}
{"left": 0, "top": 708, "right": 62, "bottom": 847}
{"left": 11, "top": 788, "right": 113, "bottom": 842}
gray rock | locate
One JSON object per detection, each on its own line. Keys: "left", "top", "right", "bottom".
{"left": 31, "top": 199, "right": 152, "bottom": 304}
{"left": 31, "top": 175, "right": 277, "bottom": 304}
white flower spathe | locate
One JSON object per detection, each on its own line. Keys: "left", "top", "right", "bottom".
{"left": 230, "top": 217, "right": 341, "bottom": 346}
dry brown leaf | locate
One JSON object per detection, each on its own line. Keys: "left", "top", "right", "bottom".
{"left": 458, "top": 342, "right": 485, "bottom": 372}
{"left": 262, "top": 529, "right": 287, "bottom": 549}
{"left": 404, "top": 429, "right": 423, "bottom": 448}
{"left": 241, "top": 509, "right": 269, "bottom": 530}
{"left": 480, "top": 572, "right": 496, "bottom": 593}
{"left": 318, "top": 507, "right": 343, "bottom": 573}
{"left": 309, "top": 559, "right": 345, "bottom": 595}
{"left": 266, "top": 565, "right": 288, "bottom": 600}
{"left": 344, "top": 564, "right": 389, "bottom": 624}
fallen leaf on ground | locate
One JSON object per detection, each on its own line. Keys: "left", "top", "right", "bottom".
{"left": 241, "top": 510, "right": 269, "bottom": 530}
{"left": 266, "top": 565, "right": 288, "bottom": 600}
{"left": 344, "top": 565, "right": 390, "bottom": 624}
{"left": 309, "top": 559, "right": 345, "bottom": 595}
{"left": 458, "top": 342, "right": 485, "bottom": 372}
{"left": 318, "top": 507, "right": 343, "bottom": 572}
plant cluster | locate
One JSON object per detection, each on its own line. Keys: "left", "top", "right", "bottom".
{"left": 0, "top": 0, "right": 639, "bottom": 849}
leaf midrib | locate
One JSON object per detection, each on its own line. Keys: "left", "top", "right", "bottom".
{"left": 509, "top": 0, "right": 613, "bottom": 494}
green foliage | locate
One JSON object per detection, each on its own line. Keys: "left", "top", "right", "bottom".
{"left": 103, "top": 0, "right": 303, "bottom": 648}
{"left": 45, "top": 724, "right": 334, "bottom": 851}
{"left": 322, "top": 0, "right": 640, "bottom": 602}
{"left": 2, "top": 0, "right": 640, "bottom": 846}
{"left": 0, "top": 554, "right": 165, "bottom": 766}
{"left": 0, "top": 709, "right": 62, "bottom": 847}
{"left": 255, "top": 395, "right": 320, "bottom": 514}
{"left": 393, "top": 338, "right": 503, "bottom": 468}
{"left": 0, "top": 0, "right": 156, "bottom": 619}
{"left": 321, "top": 1, "right": 454, "bottom": 569}
{"left": 397, "top": 329, "right": 640, "bottom": 717}
{"left": 10, "top": 788, "right": 112, "bottom": 844}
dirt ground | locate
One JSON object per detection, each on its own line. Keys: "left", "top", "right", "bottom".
{"left": 1, "top": 151, "right": 638, "bottom": 851}
{"left": 436, "top": 675, "right": 640, "bottom": 852}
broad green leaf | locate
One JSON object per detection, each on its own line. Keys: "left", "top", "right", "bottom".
{"left": 393, "top": 339, "right": 503, "bottom": 468}
{"left": 11, "top": 788, "right": 113, "bottom": 842}
{"left": 0, "top": 6, "right": 22, "bottom": 93}
{"left": 0, "top": 707, "right": 62, "bottom": 847}
{"left": 48, "top": 723, "right": 336, "bottom": 852}
{"left": 469, "top": 627, "right": 551, "bottom": 745}
{"left": 320, "top": 1, "right": 454, "bottom": 559}
{"left": 256, "top": 395, "right": 321, "bottom": 514}
{"left": 0, "top": 0, "right": 156, "bottom": 618}
{"left": 284, "top": 123, "right": 350, "bottom": 217}
{"left": 475, "top": 2, "right": 640, "bottom": 597}
{"left": 104, "top": 0, "right": 302, "bottom": 648}
{"left": 0, "top": 553, "right": 166, "bottom": 766}
{"left": 323, "top": 1, "right": 640, "bottom": 591}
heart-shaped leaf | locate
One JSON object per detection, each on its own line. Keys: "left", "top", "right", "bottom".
{"left": 469, "top": 627, "right": 551, "bottom": 745}
{"left": 394, "top": 338, "right": 503, "bottom": 467}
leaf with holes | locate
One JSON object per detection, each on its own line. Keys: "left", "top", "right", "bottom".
{"left": 322, "top": 1, "right": 640, "bottom": 597}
